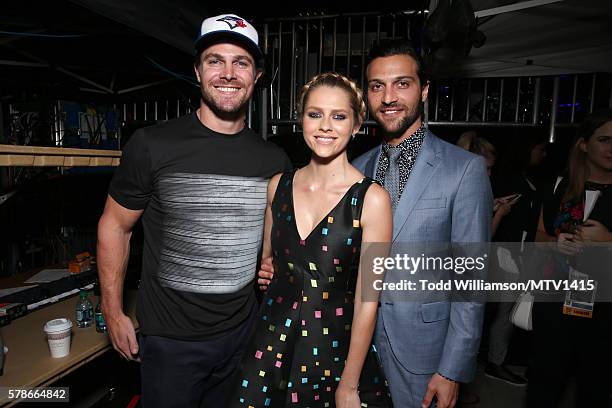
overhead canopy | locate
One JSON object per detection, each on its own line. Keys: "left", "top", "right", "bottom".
{"left": 1, "top": 0, "right": 610, "bottom": 102}
{"left": 69, "top": 0, "right": 612, "bottom": 78}
{"left": 0, "top": 0, "right": 204, "bottom": 100}
{"left": 446, "top": 0, "right": 612, "bottom": 77}
{"left": 67, "top": 0, "right": 206, "bottom": 55}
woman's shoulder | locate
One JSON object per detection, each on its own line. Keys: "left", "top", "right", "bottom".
{"left": 267, "top": 172, "right": 292, "bottom": 200}
{"left": 361, "top": 180, "right": 391, "bottom": 209}
{"left": 269, "top": 172, "right": 285, "bottom": 185}
{"left": 359, "top": 178, "right": 392, "bottom": 239}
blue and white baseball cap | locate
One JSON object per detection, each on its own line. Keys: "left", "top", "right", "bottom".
{"left": 195, "top": 14, "right": 264, "bottom": 66}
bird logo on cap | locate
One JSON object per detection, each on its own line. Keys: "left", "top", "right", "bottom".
{"left": 217, "top": 16, "right": 248, "bottom": 30}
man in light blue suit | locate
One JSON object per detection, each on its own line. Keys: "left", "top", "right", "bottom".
{"left": 352, "top": 40, "right": 492, "bottom": 408}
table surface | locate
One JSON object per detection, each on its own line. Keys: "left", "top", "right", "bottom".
{"left": 0, "top": 293, "right": 137, "bottom": 406}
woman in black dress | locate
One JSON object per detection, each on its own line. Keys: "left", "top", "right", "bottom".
{"left": 229, "top": 73, "right": 392, "bottom": 408}
{"left": 528, "top": 109, "right": 612, "bottom": 407}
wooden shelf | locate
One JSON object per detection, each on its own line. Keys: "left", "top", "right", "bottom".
{"left": 0, "top": 145, "right": 121, "bottom": 167}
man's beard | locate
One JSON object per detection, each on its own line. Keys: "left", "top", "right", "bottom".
{"left": 377, "top": 102, "right": 422, "bottom": 140}
{"left": 200, "top": 85, "right": 249, "bottom": 119}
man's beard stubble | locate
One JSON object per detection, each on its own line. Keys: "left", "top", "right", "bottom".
{"left": 378, "top": 101, "right": 423, "bottom": 141}
{"left": 200, "top": 85, "right": 250, "bottom": 120}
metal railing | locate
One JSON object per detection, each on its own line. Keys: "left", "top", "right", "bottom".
{"left": 118, "top": 99, "right": 194, "bottom": 123}
{"left": 425, "top": 73, "right": 606, "bottom": 142}
{"left": 86, "top": 12, "right": 612, "bottom": 144}
{"left": 261, "top": 12, "right": 417, "bottom": 135}
{"left": 257, "top": 12, "right": 612, "bottom": 142}
{"left": 78, "top": 14, "right": 612, "bottom": 144}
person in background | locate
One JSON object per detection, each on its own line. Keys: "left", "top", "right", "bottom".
{"left": 455, "top": 131, "right": 526, "bottom": 394}
{"left": 484, "top": 134, "right": 549, "bottom": 386}
{"left": 97, "top": 14, "right": 290, "bottom": 408}
{"left": 528, "top": 109, "right": 612, "bottom": 407}
{"left": 456, "top": 131, "right": 512, "bottom": 236}
{"left": 493, "top": 134, "right": 548, "bottom": 242}
{"left": 456, "top": 130, "right": 496, "bottom": 177}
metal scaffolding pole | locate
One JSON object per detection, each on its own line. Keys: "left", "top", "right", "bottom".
{"left": 346, "top": 17, "right": 352, "bottom": 77}
{"left": 290, "top": 22, "right": 297, "bottom": 120}
{"left": 53, "top": 101, "right": 63, "bottom": 147}
{"left": 277, "top": 22, "right": 282, "bottom": 120}
{"left": 532, "top": 77, "right": 541, "bottom": 125}
{"left": 361, "top": 17, "right": 366, "bottom": 91}
{"left": 263, "top": 23, "right": 269, "bottom": 55}
{"left": 248, "top": 99, "right": 252, "bottom": 128}
{"left": 498, "top": 79, "right": 504, "bottom": 122}
{"left": 318, "top": 19, "right": 323, "bottom": 74}
{"left": 332, "top": 18, "right": 337, "bottom": 71}
{"left": 449, "top": 82, "right": 455, "bottom": 121}
{"left": 434, "top": 86, "right": 439, "bottom": 121}
{"left": 549, "top": 76, "right": 560, "bottom": 143}
{"left": 589, "top": 73, "right": 596, "bottom": 113}
{"left": 261, "top": 88, "right": 268, "bottom": 140}
{"left": 571, "top": 75, "right": 578, "bottom": 123}
{"left": 515, "top": 78, "right": 521, "bottom": 123}
{"left": 482, "top": 79, "right": 488, "bottom": 122}
{"left": 262, "top": 24, "right": 269, "bottom": 137}
{"left": 466, "top": 80, "right": 472, "bottom": 121}
{"left": 115, "top": 103, "right": 122, "bottom": 147}
{"left": 424, "top": 92, "right": 429, "bottom": 127}
{"left": 304, "top": 21, "right": 309, "bottom": 82}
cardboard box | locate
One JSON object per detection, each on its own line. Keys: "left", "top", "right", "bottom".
{"left": 75, "top": 252, "right": 91, "bottom": 262}
{"left": 69, "top": 252, "right": 92, "bottom": 274}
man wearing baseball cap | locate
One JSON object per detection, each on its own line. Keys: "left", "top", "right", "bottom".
{"left": 97, "top": 13, "right": 291, "bottom": 408}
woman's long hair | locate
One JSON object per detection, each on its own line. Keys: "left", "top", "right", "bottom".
{"left": 565, "top": 109, "right": 612, "bottom": 201}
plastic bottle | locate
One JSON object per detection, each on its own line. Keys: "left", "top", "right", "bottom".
{"left": 95, "top": 297, "right": 107, "bottom": 333}
{"left": 75, "top": 290, "right": 93, "bottom": 328}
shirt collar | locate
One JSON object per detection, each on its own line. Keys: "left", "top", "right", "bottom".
{"left": 382, "top": 126, "right": 427, "bottom": 155}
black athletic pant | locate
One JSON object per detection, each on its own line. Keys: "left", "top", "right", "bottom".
{"left": 139, "top": 305, "right": 256, "bottom": 408}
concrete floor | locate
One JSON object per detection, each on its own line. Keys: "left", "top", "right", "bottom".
{"left": 458, "top": 363, "right": 576, "bottom": 408}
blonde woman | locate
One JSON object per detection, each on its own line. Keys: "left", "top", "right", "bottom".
{"left": 229, "top": 73, "right": 392, "bottom": 408}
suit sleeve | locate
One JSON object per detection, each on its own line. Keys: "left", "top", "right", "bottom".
{"left": 351, "top": 147, "right": 379, "bottom": 176}
{"left": 438, "top": 154, "right": 492, "bottom": 382}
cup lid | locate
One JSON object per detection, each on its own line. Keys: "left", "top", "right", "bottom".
{"left": 44, "top": 318, "right": 73, "bottom": 333}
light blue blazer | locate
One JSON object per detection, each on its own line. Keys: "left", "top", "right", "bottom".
{"left": 353, "top": 130, "right": 493, "bottom": 382}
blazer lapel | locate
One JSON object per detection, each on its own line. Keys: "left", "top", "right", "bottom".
{"left": 392, "top": 133, "right": 441, "bottom": 241}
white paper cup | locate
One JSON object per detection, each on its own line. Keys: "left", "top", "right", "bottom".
{"left": 43, "top": 318, "right": 72, "bottom": 358}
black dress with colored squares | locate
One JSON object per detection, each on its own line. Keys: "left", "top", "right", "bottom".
{"left": 229, "top": 172, "right": 390, "bottom": 408}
